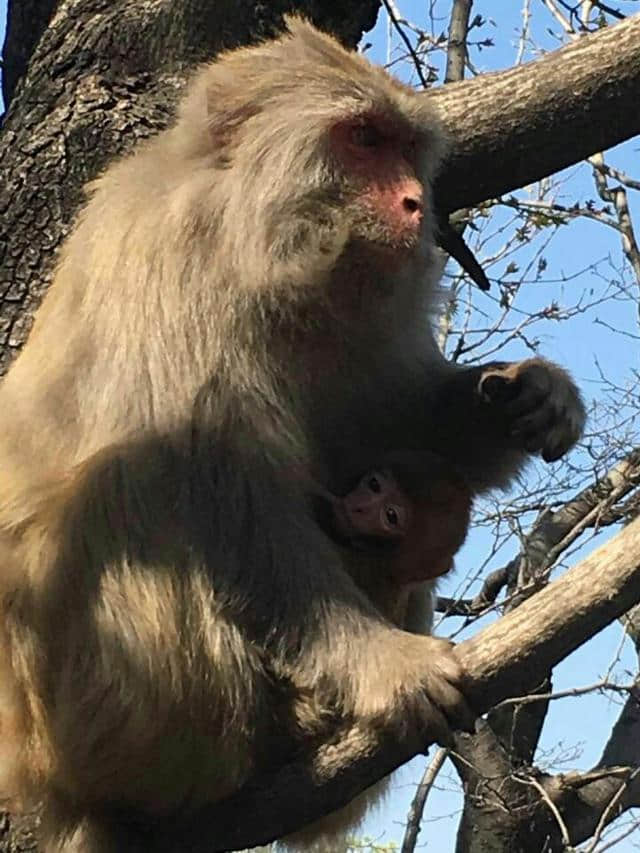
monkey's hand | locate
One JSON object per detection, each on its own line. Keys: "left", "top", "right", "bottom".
{"left": 478, "top": 358, "right": 585, "bottom": 463}
{"left": 349, "top": 633, "right": 475, "bottom": 746}
{"left": 412, "top": 635, "right": 475, "bottom": 744}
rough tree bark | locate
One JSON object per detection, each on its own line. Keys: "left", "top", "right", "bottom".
{"left": 2, "top": 1, "right": 640, "bottom": 850}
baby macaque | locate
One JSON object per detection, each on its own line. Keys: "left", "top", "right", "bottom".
{"left": 310, "top": 451, "right": 471, "bottom": 630}
{"left": 334, "top": 455, "right": 472, "bottom": 584}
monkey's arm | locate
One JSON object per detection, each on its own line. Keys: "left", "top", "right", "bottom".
{"left": 427, "top": 357, "right": 586, "bottom": 491}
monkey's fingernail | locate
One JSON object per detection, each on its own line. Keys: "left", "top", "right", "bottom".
{"left": 542, "top": 445, "right": 563, "bottom": 463}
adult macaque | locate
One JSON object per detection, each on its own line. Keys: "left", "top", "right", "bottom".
{"left": 0, "top": 17, "right": 585, "bottom": 852}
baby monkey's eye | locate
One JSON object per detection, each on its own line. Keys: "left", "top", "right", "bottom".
{"left": 385, "top": 506, "right": 399, "bottom": 526}
{"left": 351, "top": 124, "right": 383, "bottom": 149}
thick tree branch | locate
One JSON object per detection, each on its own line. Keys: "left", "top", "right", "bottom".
{"left": 459, "top": 516, "right": 640, "bottom": 708}
{"left": 147, "top": 516, "right": 640, "bottom": 852}
{"left": 430, "top": 12, "right": 640, "bottom": 212}
{"left": 449, "top": 722, "right": 526, "bottom": 848}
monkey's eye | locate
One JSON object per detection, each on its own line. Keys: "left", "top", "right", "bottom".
{"left": 367, "top": 475, "right": 381, "bottom": 493}
{"left": 351, "top": 124, "right": 383, "bottom": 149}
{"left": 385, "top": 506, "right": 399, "bottom": 526}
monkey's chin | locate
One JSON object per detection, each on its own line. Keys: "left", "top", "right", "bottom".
{"left": 349, "top": 234, "right": 423, "bottom": 265}
{"left": 375, "top": 241, "right": 427, "bottom": 280}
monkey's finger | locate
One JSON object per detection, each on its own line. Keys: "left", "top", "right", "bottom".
{"left": 424, "top": 636, "right": 457, "bottom": 655}
{"left": 425, "top": 668, "right": 476, "bottom": 732}
{"left": 504, "top": 382, "right": 554, "bottom": 421}
{"left": 510, "top": 406, "right": 556, "bottom": 448}
{"left": 447, "top": 692, "right": 476, "bottom": 734}
{"left": 439, "top": 687, "right": 476, "bottom": 734}
{"left": 420, "top": 685, "right": 475, "bottom": 743}
{"left": 543, "top": 444, "right": 567, "bottom": 463}
{"left": 419, "top": 703, "right": 454, "bottom": 748}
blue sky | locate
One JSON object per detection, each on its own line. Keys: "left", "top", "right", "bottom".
{"left": 1, "top": 2, "right": 639, "bottom": 850}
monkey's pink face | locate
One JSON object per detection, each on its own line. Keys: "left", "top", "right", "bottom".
{"left": 329, "top": 116, "right": 426, "bottom": 252}
{"left": 342, "top": 470, "right": 412, "bottom": 540}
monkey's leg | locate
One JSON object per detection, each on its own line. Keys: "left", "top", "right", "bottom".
{"left": 186, "top": 418, "right": 473, "bottom": 743}
{"left": 5, "top": 438, "right": 282, "bottom": 844}
{"left": 278, "top": 583, "right": 439, "bottom": 852}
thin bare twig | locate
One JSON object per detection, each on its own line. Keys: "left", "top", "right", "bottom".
{"left": 381, "top": 0, "right": 430, "bottom": 89}
{"left": 519, "top": 772, "right": 573, "bottom": 849}
{"left": 400, "top": 748, "right": 448, "bottom": 853}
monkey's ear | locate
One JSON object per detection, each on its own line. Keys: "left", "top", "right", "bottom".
{"left": 282, "top": 15, "right": 339, "bottom": 50}
{"left": 205, "top": 95, "right": 261, "bottom": 152}
{"left": 178, "top": 66, "right": 262, "bottom": 158}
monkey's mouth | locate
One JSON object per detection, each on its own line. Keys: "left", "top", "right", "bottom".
{"left": 348, "top": 203, "right": 425, "bottom": 256}
{"left": 350, "top": 226, "right": 422, "bottom": 253}
{"left": 363, "top": 226, "right": 425, "bottom": 260}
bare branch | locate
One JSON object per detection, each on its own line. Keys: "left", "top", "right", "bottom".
{"left": 382, "top": 0, "right": 430, "bottom": 88}
{"left": 430, "top": 13, "right": 640, "bottom": 212}
{"left": 444, "top": 0, "right": 473, "bottom": 84}
{"left": 438, "top": 448, "right": 640, "bottom": 617}
{"left": 400, "top": 747, "right": 448, "bottom": 853}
